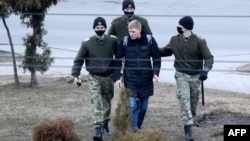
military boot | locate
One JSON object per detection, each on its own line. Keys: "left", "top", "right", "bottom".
{"left": 102, "top": 122, "right": 112, "bottom": 136}
{"left": 93, "top": 127, "right": 103, "bottom": 141}
{"left": 184, "top": 125, "right": 194, "bottom": 141}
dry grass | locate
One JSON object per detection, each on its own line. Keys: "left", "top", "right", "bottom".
{"left": 112, "top": 128, "right": 167, "bottom": 141}
{"left": 0, "top": 75, "right": 250, "bottom": 141}
{"left": 111, "top": 88, "right": 167, "bottom": 141}
{"left": 112, "top": 88, "right": 131, "bottom": 133}
{"left": 32, "top": 118, "right": 80, "bottom": 141}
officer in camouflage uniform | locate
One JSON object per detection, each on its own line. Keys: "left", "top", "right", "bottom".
{"left": 71, "top": 17, "right": 118, "bottom": 141}
{"left": 160, "top": 16, "right": 214, "bottom": 141}
{"left": 108, "top": 0, "right": 152, "bottom": 42}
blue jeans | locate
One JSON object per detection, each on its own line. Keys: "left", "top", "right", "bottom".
{"left": 128, "top": 96, "right": 149, "bottom": 129}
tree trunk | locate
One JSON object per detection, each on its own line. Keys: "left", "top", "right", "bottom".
{"left": 2, "top": 16, "right": 20, "bottom": 87}
{"left": 30, "top": 69, "right": 37, "bottom": 87}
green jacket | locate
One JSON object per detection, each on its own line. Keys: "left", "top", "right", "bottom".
{"left": 160, "top": 33, "right": 214, "bottom": 74}
{"left": 72, "top": 34, "right": 118, "bottom": 77}
{"left": 108, "top": 15, "right": 152, "bottom": 42}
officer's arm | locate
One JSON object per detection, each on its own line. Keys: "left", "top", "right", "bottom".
{"left": 199, "top": 39, "right": 214, "bottom": 71}
{"left": 107, "top": 23, "right": 116, "bottom": 36}
{"left": 113, "top": 41, "right": 125, "bottom": 81}
{"left": 71, "top": 41, "right": 88, "bottom": 78}
{"left": 160, "top": 40, "right": 173, "bottom": 57}
{"left": 142, "top": 20, "right": 153, "bottom": 35}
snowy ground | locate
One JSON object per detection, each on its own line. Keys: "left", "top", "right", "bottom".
{"left": 1, "top": 0, "right": 250, "bottom": 94}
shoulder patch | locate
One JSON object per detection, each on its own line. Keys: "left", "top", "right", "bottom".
{"left": 197, "top": 35, "right": 204, "bottom": 40}
{"left": 84, "top": 37, "right": 90, "bottom": 42}
{"left": 110, "top": 35, "right": 117, "bottom": 39}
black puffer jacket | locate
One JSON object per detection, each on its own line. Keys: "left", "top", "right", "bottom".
{"left": 114, "top": 33, "right": 161, "bottom": 98}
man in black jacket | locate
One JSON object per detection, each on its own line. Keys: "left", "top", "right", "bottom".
{"left": 113, "top": 20, "right": 161, "bottom": 132}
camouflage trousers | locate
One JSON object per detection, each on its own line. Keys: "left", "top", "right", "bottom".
{"left": 174, "top": 71, "right": 201, "bottom": 125}
{"left": 88, "top": 74, "right": 114, "bottom": 128}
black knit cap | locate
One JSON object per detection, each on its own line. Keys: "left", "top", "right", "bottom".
{"left": 93, "top": 16, "right": 107, "bottom": 29}
{"left": 122, "top": 0, "right": 135, "bottom": 10}
{"left": 179, "top": 16, "right": 194, "bottom": 30}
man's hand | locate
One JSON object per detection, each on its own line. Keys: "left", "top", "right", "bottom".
{"left": 114, "top": 80, "right": 122, "bottom": 88}
{"left": 74, "top": 77, "right": 82, "bottom": 87}
{"left": 199, "top": 71, "right": 208, "bottom": 81}
{"left": 153, "top": 74, "right": 159, "bottom": 82}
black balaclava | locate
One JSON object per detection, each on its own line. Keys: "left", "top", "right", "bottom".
{"left": 177, "top": 27, "right": 183, "bottom": 34}
{"left": 122, "top": 0, "right": 135, "bottom": 18}
{"left": 93, "top": 17, "right": 106, "bottom": 36}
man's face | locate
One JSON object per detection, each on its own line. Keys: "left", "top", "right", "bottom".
{"left": 123, "top": 7, "right": 135, "bottom": 13}
{"left": 128, "top": 28, "right": 141, "bottom": 39}
{"left": 94, "top": 25, "right": 105, "bottom": 31}
{"left": 94, "top": 25, "right": 106, "bottom": 37}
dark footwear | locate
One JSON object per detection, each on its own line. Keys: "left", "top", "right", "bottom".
{"left": 93, "top": 137, "right": 103, "bottom": 141}
{"left": 184, "top": 125, "right": 195, "bottom": 141}
{"left": 93, "top": 127, "right": 103, "bottom": 141}
{"left": 138, "top": 122, "right": 142, "bottom": 129}
{"left": 132, "top": 128, "right": 140, "bottom": 133}
{"left": 102, "top": 122, "right": 112, "bottom": 136}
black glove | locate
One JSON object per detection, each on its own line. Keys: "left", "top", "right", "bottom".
{"left": 199, "top": 71, "right": 208, "bottom": 81}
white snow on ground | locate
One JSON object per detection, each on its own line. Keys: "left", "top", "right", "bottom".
{"left": 1, "top": 0, "right": 250, "bottom": 94}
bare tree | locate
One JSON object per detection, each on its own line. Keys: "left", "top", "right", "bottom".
{"left": 0, "top": 1, "right": 19, "bottom": 87}
{"left": 7, "top": 0, "right": 60, "bottom": 87}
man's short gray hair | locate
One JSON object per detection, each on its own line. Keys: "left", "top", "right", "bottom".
{"left": 128, "top": 20, "right": 142, "bottom": 30}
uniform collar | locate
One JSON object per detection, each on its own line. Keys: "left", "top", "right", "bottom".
{"left": 95, "top": 34, "right": 105, "bottom": 41}
{"left": 123, "top": 15, "right": 136, "bottom": 23}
